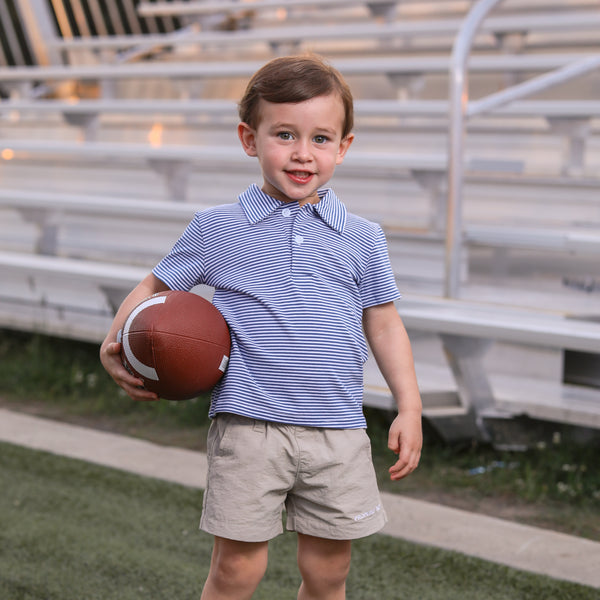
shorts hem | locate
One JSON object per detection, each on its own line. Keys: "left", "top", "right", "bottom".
{"left": 286, "top": 511, "right": 388, "bottom": 541}
{"left": 199, "top": 520, "right": 284, "bottom": 543}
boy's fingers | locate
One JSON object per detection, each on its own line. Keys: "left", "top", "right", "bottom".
{"left": 389, "top": 443, "right": 421, "bottom": 480}
{"left": 387, "top": 432, "right": 399, "bottom": 454}
{"left": 119, "top": 374, "right": 159, "bottom": 401}
{"left": 127, "top": 388, "right": 159, "bottom": 402}
{"left": 118, "top": 371, "right": 158, "bottom": 401}
{"left": 101, "top": 342, "right": 158, "bottom": 401}
{"left": 104, "top": 341, "right": 122, "bottom": 356}
{"left": 389, "top": 455, "right": 418, "bottom": 480}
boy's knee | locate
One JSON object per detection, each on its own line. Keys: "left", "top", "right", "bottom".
{"left": 297, "top": 536, "right": 351, "bottom": 593}
{"left": 299, "top": 554, "right": 351, "bottom": 590}
{"left": 206, "top": 538, "right": 268, "bottom": 595}
{"left": 214, "top": 552, "right": 266, "bottom": 585}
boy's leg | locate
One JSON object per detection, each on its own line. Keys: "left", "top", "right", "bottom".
{"left": 296, "top": 534, "right": 351, "bottom": 600}
{"left": 201, "top": 536, "right": 269, "bottom": 600}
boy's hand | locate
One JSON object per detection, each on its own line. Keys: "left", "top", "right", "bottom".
{"left": 100, "top": 341, "right": 159, "bottom": 402}
{"left": 98, "top": 273, "right": 169, "bottom": 401}
{"left": 387, "top": 410, "right": 422, "bottom": 481}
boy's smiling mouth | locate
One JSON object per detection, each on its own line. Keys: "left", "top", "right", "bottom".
{"left": 286, "top": 170, "right": 314, "bottom": 183}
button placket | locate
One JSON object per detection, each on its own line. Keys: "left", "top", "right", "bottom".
{"left": 293, "top": 209, "right": 307, "bottom": 247}
{"left": 280, "top": 204, "right": 300, "bottom": 274}
{"left": 290, "top": 207, "right": 312, "bottom": 277}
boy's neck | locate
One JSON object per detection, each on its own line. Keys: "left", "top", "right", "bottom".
{"left": 262, "top": 187, "right": 321, "bottom": 208}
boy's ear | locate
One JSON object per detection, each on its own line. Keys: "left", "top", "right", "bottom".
{"left": 238, "top": 122, "right": 258, "bottom": 157}
{"left": 335, "top": 133, "right": 354, "bottom": 165}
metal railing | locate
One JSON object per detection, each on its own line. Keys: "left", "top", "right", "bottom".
{"left": 445, "top": 0, "right": 600, "bottom": 297}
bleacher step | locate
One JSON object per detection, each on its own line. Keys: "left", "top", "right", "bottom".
{"left": 366, "top": 357, "right": 600, "bottom": 434}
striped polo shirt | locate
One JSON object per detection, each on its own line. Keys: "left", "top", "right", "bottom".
{"left": 153, "top": 184, "right": 400, "bottom": 428}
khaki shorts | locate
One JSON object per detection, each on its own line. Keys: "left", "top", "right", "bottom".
{"left": 200, "top": 413, "right": 387, "bottom": 542}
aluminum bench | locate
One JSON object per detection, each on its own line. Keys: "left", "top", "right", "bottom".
{"left": 53, "top": 12, "right": 600, "bottom": 54}
{"left": 1, "top": 53, "right": 597, "bottom": 83}
{"left": 364, "top": 294, "right": 600, "bottom": 443}
{"left": 0, "top": 138, "right": 456, "bottom": 211}
{"left": 1, "top": 97, "right": 595, "bottom": 174}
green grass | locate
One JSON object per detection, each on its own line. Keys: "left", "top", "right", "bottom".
{"left": 366, "top": 409, "right": 600, "bottom": 540}
{"left": 0, "top": 442, "right": 208, "bottom": 600}
{"left": 1, "top": 441, "right": 597, "bottom": 600}
{"left": 1, "top": 328, "right": 600, "bottom": 541}
{"left": 0, "top": 330, "right": 211, "bottom": 428}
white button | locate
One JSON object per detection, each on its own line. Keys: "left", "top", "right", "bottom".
{"left": 294, "top": 235, "right": 304, "bottom": 245}
{"left": 282, "top": 208, "right": 291, "bottom": 217}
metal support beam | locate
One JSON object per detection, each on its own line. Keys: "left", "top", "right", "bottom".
{"left": 441, "top": 334, "right": 495, "bottom": 442}
{"left": 16, "top": 0, "right": 62, "bottom": 65}
{"left": 547, "top": 116, "right": 591, "bottom": 176}
{"left": 147, "top": 159, "right": 193, "bottom": 202}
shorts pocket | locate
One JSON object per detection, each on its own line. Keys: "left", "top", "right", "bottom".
{"left": 207, "top": 414, "right": 234, "bottom": 459}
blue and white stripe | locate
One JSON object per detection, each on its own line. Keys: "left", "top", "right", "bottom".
{"left": 153, "top": 184, "right": 400, "bottom": 428}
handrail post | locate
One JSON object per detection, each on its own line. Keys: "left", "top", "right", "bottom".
{"left": 445, "top": 0, "right": 505, "bottom": 298}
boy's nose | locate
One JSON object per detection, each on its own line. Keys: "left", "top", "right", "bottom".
{"left": 291, "top": 141, "right": 312, "bottom": 162}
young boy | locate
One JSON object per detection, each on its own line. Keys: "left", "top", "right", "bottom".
{"left": 100, "top": 54, "right": 422, "bottom": 600}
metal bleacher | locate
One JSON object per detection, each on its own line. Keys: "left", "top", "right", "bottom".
{"left": 1, "top": 0, "right": 599, "bottom": 446}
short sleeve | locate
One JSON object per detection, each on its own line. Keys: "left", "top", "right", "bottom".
{"left": 358, "top": 225, "right": 400, "bottom": 308}
{"left": 152, "top": 213, "right": 206, "bottom": 291}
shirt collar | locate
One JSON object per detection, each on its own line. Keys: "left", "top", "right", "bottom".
{"left": 238, "top": 184, "right": 347, "bottom": 234}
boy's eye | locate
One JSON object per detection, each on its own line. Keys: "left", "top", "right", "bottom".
{"left": 313, "top": 135, "right": 328, "bottom": 144}
{"left": 278, "top": 131, "right": 293, "bottom": 140}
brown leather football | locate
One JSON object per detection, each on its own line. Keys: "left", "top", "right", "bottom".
{"left": 119, "top": 290, "right": 230, "bottom": 400}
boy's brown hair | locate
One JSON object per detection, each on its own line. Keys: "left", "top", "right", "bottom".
{"left": 238, "top": 54, "right": 354, "bottom": 138}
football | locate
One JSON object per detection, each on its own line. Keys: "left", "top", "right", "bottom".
{"left": 119, "top": 290, "right": 231, "bottom": 400}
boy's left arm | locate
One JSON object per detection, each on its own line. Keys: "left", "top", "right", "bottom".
{"left": 363, "top": 301, "right": 423, "bottom": 481}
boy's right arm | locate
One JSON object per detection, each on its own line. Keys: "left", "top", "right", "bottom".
{"left": 99, "top": 273, "right": 171, "bottom": 401}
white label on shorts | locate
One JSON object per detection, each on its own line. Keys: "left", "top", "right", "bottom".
{"left": 353, "top": 503, "right": 382, "bottom": 522}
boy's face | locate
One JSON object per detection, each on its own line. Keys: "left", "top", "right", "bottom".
{"left": 238, "top": 93, "right": 354, "bottom": 206}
